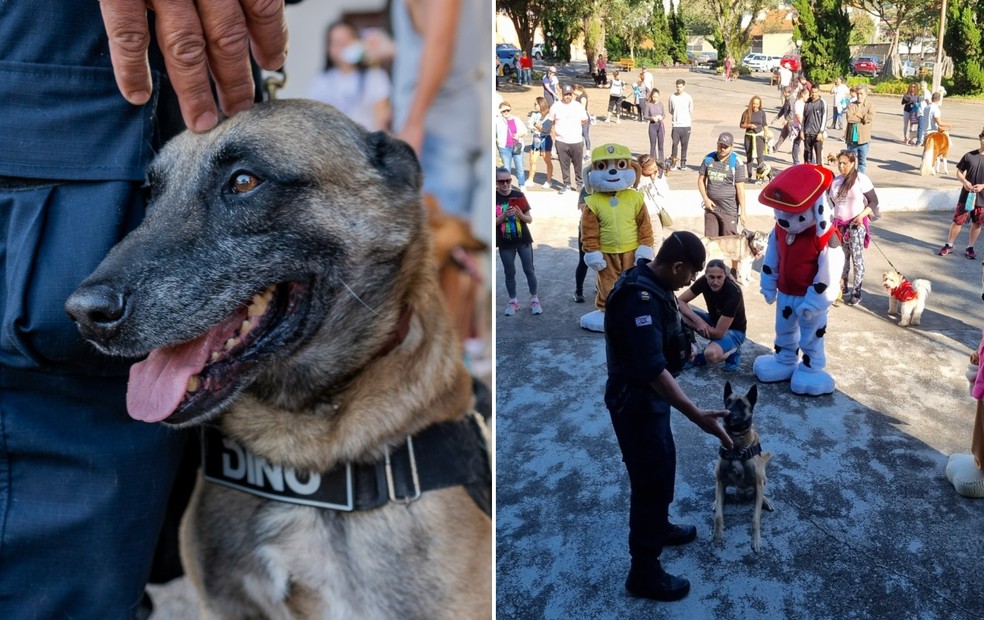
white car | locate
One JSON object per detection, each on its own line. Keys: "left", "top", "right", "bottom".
{"left": 531, "top": 43, "right": 544, "bottom": 59}
{"left": 742, "top": 53, "right": 781, "bottom": 72}
{"left": 900, "top": 60, "right": 917, "bottom": 77}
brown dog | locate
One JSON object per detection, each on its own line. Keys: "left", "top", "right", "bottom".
{"left": 920, "top": 130, "right": 950, "bottom": 176}
{"left": 714, "top": 382, "right": 773, "bottom": 552}
{"left": 65, "top": 100, "right": 492, "bottom": 617}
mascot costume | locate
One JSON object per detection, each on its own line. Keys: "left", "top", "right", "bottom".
{"left": 754, "top": 164, "right": 844, "bottom": 395}
{"left": 579, "top": 144, "right": 654, "bottom": 332}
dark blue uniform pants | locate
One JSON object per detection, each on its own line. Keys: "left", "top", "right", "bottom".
{"left": 606, "top": 383, "right": 676, "bottom": 572}
{"left": 0, "top": 181, "right": 188, "bottom": 618}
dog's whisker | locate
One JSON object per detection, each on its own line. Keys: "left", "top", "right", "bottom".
{"left": 341, "top": 280, "right": 383, "bottom": 318}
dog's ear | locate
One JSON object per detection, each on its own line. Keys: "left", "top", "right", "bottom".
{"left": 724, "top": 381, "right": 733, "bottom": 402}
{"left": 366, "top": 131, "right": 422, "bottom": 193}
{"left": 747, "top": 384, "right": 757, "bottom": 409}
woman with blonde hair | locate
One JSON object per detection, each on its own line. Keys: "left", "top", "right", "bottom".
{"left": 528, "top": 96, "right": 555, "bottom": 189}
{"left": 739, "top": 95, "right": 767, "bottom": 181}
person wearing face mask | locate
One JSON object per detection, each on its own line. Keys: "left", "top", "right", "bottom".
{"left": 308, "top": 20, "right": 392, "bottom": 132}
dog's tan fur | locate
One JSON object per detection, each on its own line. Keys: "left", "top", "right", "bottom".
{"left": 715, "top": 383, "right": 772, "bottom": 553}
{"left": 920, "top": 130, "right": 950, "bottom": 176}
{"left": 700, "top": 231, "right": 769, "bottom": 285}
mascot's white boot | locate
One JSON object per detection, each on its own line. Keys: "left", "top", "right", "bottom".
{"left": 946, "top": 454, "right": 984, "bottom": 498}
{"left": 580, "top": 309, "right": 606, "bottom": 332}
{"left": 790, "top": 363, "right": 836, "bottom": 396}
{"left": 753, "top": 354, "right": 796, "bottom": 383}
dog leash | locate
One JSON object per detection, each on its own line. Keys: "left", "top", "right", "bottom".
{"left": 867, "top": 234, "right": 904, "bottom": 274}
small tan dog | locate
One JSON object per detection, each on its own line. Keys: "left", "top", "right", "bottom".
{"left": 715, "top": 382, "right": 773, "bottom": 553}
{"left": 920, "top": 130, "right": 950, "bottom": 176}
{"left": 882, "top": 270, "right": 932, "bottom": 326}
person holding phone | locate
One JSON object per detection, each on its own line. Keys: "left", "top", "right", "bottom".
{"left": 496, "top": 167, "right": 542, "bottom": 315}
{"left": 829, "top": 150, "right": 879, "bottom": 306}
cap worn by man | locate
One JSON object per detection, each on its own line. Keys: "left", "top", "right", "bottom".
{"left": 717, "top": 132, "right": 734, "bottom": 148}
{"left": 562, "top": 84, "right": 573, "bottom": 95}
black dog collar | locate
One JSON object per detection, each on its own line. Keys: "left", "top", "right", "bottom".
{"left": 719, "top": 441, "right": 762, "bottom": 462}
{"left": 201, "top": 412, "right": 491, "bottom": 516}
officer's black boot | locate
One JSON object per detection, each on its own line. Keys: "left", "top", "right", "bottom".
{"left": 625, "top": 560, "right": 691, "bottom": 602}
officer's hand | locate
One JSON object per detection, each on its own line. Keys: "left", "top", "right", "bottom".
{"left": 99, "top": 0, "right": 289, "bottom": 133}
{"left": 584, "top": 251, "right": 607, "bottom": 272}
{"left": 695, "top": 409, "right": 733, "bottom": 450}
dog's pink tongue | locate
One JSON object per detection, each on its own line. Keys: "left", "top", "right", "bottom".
{"left": 127, "top": 333, "right": 214, "bottom": 423}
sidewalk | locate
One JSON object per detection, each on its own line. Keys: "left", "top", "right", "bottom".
{"left": 496, "top": 67, "right": 984, "bottom": 619}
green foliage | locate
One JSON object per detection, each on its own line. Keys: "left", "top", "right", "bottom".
{"left": 867, "top": 78, "right": 912, "bottom": 95}
{"left": 648, "top": 0, "right": 673, "bottom": 66}
{"left": 605, "top": 33, "right": 629, "bottom": 60}
{"left": 793, "top": 0, "right": 851, "bottom": 85}
{"left": 542, "top": 11, "right": 579, "bottom": 63}
{"left": 945, "top": 0, "right": 984, "bottom": 95}
{"left": 848, "top": 12, "right": 876, "bottom": 47}
{"left": 667, "top": 4, "right": 689, "bottom": 64}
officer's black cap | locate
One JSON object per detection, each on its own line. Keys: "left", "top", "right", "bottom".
{"left": 657, "top": 231, "right": 705, "bottom": 271}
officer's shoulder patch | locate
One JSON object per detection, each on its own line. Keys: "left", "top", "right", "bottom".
{"left": 638, "top": 291, "right": 651, "bottom": 301}
{"left": 635, "top": 315, "right": 653, "bottom": 327}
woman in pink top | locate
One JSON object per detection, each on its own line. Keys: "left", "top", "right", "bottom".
{"left": 828, "top": 150, "right": 879, "bottom": 306}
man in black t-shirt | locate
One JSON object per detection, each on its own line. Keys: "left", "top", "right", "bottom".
{"left": 677, "top": 259, "right": 747, "bottom": 371}
{"left": 937, "top": 131, "right": 984, "bottom": 258}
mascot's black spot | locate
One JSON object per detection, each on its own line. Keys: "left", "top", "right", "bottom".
{"left": 778, "top": 218, "right": 789, "bottom": 228}
{"left": 774, "top": 345, "right": 782, "bottom": 354}
{"left": 818, "top": 203, "right": 825, "bottom": 215}
{"left": 819, "top": 219, "right": 828, "bottom": 230}
{"left": 763, "top": 265, "right": 773, "bottom": 275}
{"left": 816, "top": 326, "right": 826, "bottom": 338}
{"left": 799, "top": 215, "right": 806, "bottom": 222}
{"left": 814, "top": 282, "right": 828, "bottom": 294}
{"left": 803, "top": 354, "right": 812, "bottom": 368}
{"left": 782, "top": 306, "right": 793, "bottom": 319}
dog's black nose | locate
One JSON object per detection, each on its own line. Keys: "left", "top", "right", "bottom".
{"left": 65, "top": 284, "right": 128, "bottom": 344}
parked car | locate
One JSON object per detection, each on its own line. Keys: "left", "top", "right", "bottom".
{"left": 851, "top": 56, "right": 881, "bottom": 77}
{"left": 900, "top": 60, "right": 917, "bottom": 78}
{"left": 531, "top": 43, "right": 544, "bottom": 59}
{"left": 780, "top": 53, "right": 801, "bottom": 72}
{"left": 742, "top": 53, "right": 782, "bottom": 72}
{"left": 694, "top": 51, "right": 718, "bottom": 66}
{"left": 496, "top": 43, "right": 521, "bottom": 76}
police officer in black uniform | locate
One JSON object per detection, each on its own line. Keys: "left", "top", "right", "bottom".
{"left": 604, "top": 230, "right": 734, "bottom": 602}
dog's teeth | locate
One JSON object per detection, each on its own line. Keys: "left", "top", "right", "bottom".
{"left": 240, "top": 320, "right": 253, "bottom": 336}
{"left": 225, "top": 337, "right": 240, "bottom": 350}
{"left": 249, "top": 298, "right": 267, "bottom": 317}
{"left": 263, "top": 287, "right": 274, "bottom": 301}
{"left": 186, "top": 376, "right": 200, "bottom": 393}
{"left": 211, "top": 351, "right": 221, "bottom": 361}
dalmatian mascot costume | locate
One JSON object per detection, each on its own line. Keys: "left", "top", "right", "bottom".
{"left": 579, "top": 143, "right": 654, "bottom": 332}
{"left": 754, "top": 164, "right": 844, "bottom": 395}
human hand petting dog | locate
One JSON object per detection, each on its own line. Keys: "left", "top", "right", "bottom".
{"left": 99, "top": 0, "right": 288, "bottom": 132}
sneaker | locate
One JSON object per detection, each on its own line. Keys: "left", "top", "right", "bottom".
{"left": 541, "top": 181, "right": 552, "bottom": 190}
{"left": 573, "top": 291, "right": 585, "bottom": 303}
{"left": 504, "top": 300, "right": 519, "bottom": 316}
{"left": 519, "top": 184, "right": 527, "bottom": 192}
{"left": 682, "top": 353, "right": 706, "bottom": 370}
{"left": 937, "top": 244, "right": 953, "bottom": 256}
{"left": 845, "top": 294, "right": 862, "bottom": 306}
{"left": 967, "top": 247, "right": 978, "bottom": 260}
{"left": 723, "top": 352, "right": 741, "bottom": 372}
{"left": 558, "top": 184, "right": 569, "bottom": 195}
{"left": 530, "top": 300, "right": 543, "bottom": 315}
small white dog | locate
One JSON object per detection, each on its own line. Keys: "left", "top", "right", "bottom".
{"left": 882, "top": 271, "right": 932, "bottom": 326}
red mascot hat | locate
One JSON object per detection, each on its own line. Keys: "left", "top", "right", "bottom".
{"left": 758, "top": 164, "right": 834, "bottom": 213}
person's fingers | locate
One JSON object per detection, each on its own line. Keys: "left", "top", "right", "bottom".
{"left": 240, "top": 0, "right": 289, "bottom": 71}
{"left": 196, "top": 0, "right": 254, "bottom": 116}
{"left": 99, "top": 0, "right": 154, "bottom": 105}
{"left": 152, "top": 1, "right": 217, "bottom": 132}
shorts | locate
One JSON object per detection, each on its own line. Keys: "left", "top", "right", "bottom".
{"left": 537, "top": 135, "right": 553, "bottom": 154}
{"left": 951, "top": 202, "right": 984, "bottom": 226}
{"left": 704, "top": 209, "right": 740, "bottom": 237}
{"left": 693, "top": 308, "right": 746, "bottom": 355}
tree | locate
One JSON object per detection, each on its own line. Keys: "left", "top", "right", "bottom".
{"left": 792, "top": 0, "right": 851, "bottom": 84}
{"left": 945, "top": 0, "right": 984, "bottom": 95}
{"left": 498, "top": 0, "right": 550, "bottom": 55}
{"left": 848, "top": 0, "right": 936, "bottom": 78}
{"left": 848, "top": 11, "right": 876, "bottom": 47}
{"left": 648, "top": 0, "right": 674, "bottom": 66}
{"left": 706, "top": 0, "right": 766, "bottom": 62}
{"left": 668, "top": 2, "right": 690, "bottom": 64}
{"left": 604, "top": 0, "right": 653, "bottom": 61}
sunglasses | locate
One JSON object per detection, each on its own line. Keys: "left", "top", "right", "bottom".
{"left": 496, "top": 179, "right": 511, "bottom": 184}
{"left": 501, "top": 108, "right": 511, "bottom": 113}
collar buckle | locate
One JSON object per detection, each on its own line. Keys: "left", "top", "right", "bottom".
{"left": 385, "top": 436, "right": 421, "bottom": 505}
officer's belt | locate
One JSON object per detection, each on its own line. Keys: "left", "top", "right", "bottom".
{"left": 201, "top": 412, "right": 491, "bottom": 516}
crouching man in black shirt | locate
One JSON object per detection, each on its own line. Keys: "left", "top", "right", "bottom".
{"left": 604, "top": 231, "right": 734, "bottom": 602}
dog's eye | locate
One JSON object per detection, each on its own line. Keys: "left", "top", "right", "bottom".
{"left": 616, "top": 160, "right": 628, "bottom": 169}
{"left": 594, "top": 161, "right": 607, "bottom": 171}
{"left": 229, "top": 171, "right": 263, "bottom": 194}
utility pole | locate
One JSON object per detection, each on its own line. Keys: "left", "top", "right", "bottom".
{"left": 934, "top": 0, "right": 946, "bottom": 93}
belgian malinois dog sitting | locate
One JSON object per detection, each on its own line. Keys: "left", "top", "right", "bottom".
{"left": 65, "top": 100, "right": 491, "bottom": 618}
{"left": 715, "top": 382, "right": 773, "bottom": 552}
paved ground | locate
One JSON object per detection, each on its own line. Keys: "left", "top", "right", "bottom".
{"left": 495, "top": 67, "right": 984, "bottom": 619}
